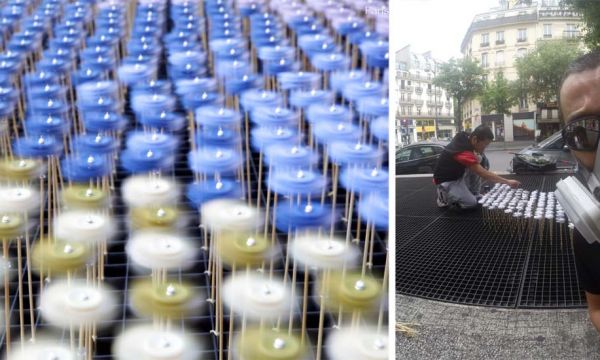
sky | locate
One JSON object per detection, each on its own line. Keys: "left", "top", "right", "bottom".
{"left": 391, "top": 0, "right": 501, "bottom": 61}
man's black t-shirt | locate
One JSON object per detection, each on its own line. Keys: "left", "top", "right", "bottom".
{"left": 573, "top": 229, "right": 600, "bottom": 294}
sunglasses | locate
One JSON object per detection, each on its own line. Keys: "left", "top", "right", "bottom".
{"left": 562, "top": 116, "right": 600, "bottom": 152}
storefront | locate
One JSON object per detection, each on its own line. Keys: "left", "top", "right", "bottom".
{"left": 512, "top": 112, "right": 536, "bottom": 141}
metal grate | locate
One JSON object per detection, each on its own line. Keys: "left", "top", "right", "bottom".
{"left": 396, "top": 174, "right": 586, "bottom": 309}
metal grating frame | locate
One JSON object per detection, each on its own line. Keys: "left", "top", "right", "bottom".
{"left": 396, "top": 174, "right": 586, "bottom": 309}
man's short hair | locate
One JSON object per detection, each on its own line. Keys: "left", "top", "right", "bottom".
{"left": 559, "top": 50, "right": 600, "bottom": 120}
{"left": 470, "top": 125, "right": 494, "bottom": 142}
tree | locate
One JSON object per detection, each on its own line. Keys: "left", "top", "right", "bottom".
{"left": 479, "top": 72, "right": 519, "bottom": 115}
{"left": 562, "top": 0, "right": 600, "bottom": 50}
{"left": 514, "top": 39, "right": 583, "bottom": 105}
{"left": 433, "top": 57, "right": 486, "bottom": 132}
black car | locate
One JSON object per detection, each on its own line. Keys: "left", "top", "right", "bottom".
{"left": 396, "top": 141, "right": 448, "bottom": 174}
{"left": 510, "top": 130, "right": 577, "bottom": 174}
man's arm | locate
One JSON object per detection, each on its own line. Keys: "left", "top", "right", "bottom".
{"left": 585, "top": 292, "right": 600, "bottom": 331}
{"left": 468, "top": 163, "right": 521, "bottom": 188}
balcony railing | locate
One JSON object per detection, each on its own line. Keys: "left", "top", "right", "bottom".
{"left": 426, "top": 89, "right": 442, "bottom": 96}
{"left": 413, "top": 99, "right": 424, "bottom": 106}
{"left": 426, "top": 100, "right": 443, "bottom": 107}
{"left": 399, "top": 85, "right": 413, "bottom": 93}
{"left": 495, "top": 39, "right": 505, "bottom": 45}
{"left": 480, "top": 42, "right": 490, "bottom": 47}
{"left": 517, "top": 37, "right": 527, "bottom": 42}
{"left": 415, "top": 87, "right": 423, "bottom": 95}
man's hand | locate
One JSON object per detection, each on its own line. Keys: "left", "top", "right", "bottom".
{"left": 505, "top": 179, "right": 521, "bottom": 188}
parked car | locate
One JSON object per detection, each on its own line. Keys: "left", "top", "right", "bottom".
{"left": 510, "top": 130, "right": 577, "bottom": 173}
{"left": 396, "top": 141, "right": 448, "bottom": 174}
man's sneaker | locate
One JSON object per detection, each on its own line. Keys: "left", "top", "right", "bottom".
{"left": 436, "top": 186, "right": 449, "bottom": 208}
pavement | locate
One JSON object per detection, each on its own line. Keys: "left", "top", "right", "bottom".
{"left": 396, "top": 295, "right": 600, "bottom": 360}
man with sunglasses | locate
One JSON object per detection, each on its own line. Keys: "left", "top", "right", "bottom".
{"left": 434, "top": 125, "right": 521, "bottom": 210}
{"left": 560, "top": 51, "right": 600, "bottom": 331}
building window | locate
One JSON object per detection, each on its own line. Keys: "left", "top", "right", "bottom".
{"left": 565, "top": 24, "right": 579, "bottom": 38}
{"left": 517, "top": 28, "right": 527, "bottom": 42}
{"left": 416, "top": 107, "right": 421, "bottom": 116}
{"left": 481, "top": 53, "right": 488, "bottom": 68}
{"left": 495, "top": 51, "right": 504, "bottom": 66}
{"left": 517, "top": 48, "right": 527, "bottom": 58}
{"left": 481, "top": 33, "right": 489, "bottom": 47}
{"left": 543, "top": 24, "right": 552, "bottom": 38}
{"left": 400, "top": 93, "right": 405, "bottom": 101}
{"left": 496, "top": 31, "right": 504, "bottom": 44}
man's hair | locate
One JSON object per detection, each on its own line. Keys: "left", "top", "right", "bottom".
{"left": 470, "top": 125, "right": 494, "bottom": 142}
{"left": 559, "top": 50, "right": 600, "bottom": 120}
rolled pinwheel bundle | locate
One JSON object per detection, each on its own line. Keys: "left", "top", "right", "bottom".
{"left": 358, "top": 190, "right": 388, "bottom": 229}
{"left": 224, "top": 71, "right": 263, "bottom": 96}
{"left": 0, "top": 158, "right": 44, "bottom": 181}
{"left": 117, "top": 63, "right": 155, "bottom": 86}
{"left": 240, "top": 89, "right": 281, "bottom": 113}
{"left": 330, "top": 70, "right": 369, "bottom": 94}
{"left": 120, "top": 148, "right": 175, "bottom": 174}
{"left": 371, "top": 116, "right": 388, "bottom": 142}
{"left": 54, "top": 210, "right": 115, "bottom": 246}
{"left": 318, "top": 271, "right": 383, "bottom": 312}
{"left": 267, "top": 168, "right": 326, "bottom": 196}
{"left": 342, "top": 81, "right": 384, "bottom": 104}
{"left": 311, "top": 52, "right": 350, "bottom": 73}
{"left": 139, "top": 111, "right": 187, "bottom": 132}
{"left": 340, "top": 167, "right": 388, "bottom": 195}
{"left": 328, "top": 141, "right": 383, "bottom": 167}
{"left": 201, "top": 198, "right": 263, "bottom": 232}
{"left": 62, "top": 185, "right": 110, "bottom": 210}
{"left": 264, "top": 144, "right": 318, "bottom": 169}
{"left": 251, "top": 126, "right": 299, "bottom": 152}
{"left": 23, "top": 114, "right": 69, "bottom": 137}
{"left": 32, "top": 239, "right": 93, "bottom": 275}
{"left": 130, "top": 206, "right": 187, "bottom": 232}
{"left": 6, "top": 340, "right": 76, "bottom": 360}
{"left": 222, "top": 273, "right": 292, "bottom": 321}
{"left": 306, "top": 103, "right": 353, "bottom": 125}
{"left": 196, "top": 126, "right": 242, "bottom": 148}
{"left": 61, "top": 154, "right": 112, "bottom": 183}
{"left": 289, "top": 89, "right": 334, "bottom": 110}
{"left": 112, "top": 325, "right": 203, "bottom": 360}
{"left": 0, "top": 186, "right": 40, "bottom": 213}
{"left": 326, "top": 326, "right": 389, "bottom": 360}
{"left": 122, "top": 175, "right": 180, "bottom": 207}
{"left": 0, "top": 213, "right": 25, "bottom": 239}
{"left": 39, "top": 280, "right": 118, "bottom": 329}
{"left": 185, "top": 179, "right": 242, "bottom": 208}
{"left": 251, "top": 106, "right": 299, "bottom": 128}
{"left": 13, "top": 135, "right": 63, "bottom": 158}
{"left": 234, "top": 327, "right": 306, "bottom": 360}
{"left": 126, "top": 131, "right": 178, "bottom": 154}
{"left": 188, "top": 147, "right": 242, "bottom": 175}
{"left": 127, "top": 231, "right": 197, "bottom": 272}
{"left": 216, "top": 232, "right": 272, "bottom": 267}
{"left": 357, "top": 96, "right": 389, "bottom": 119}
{"left": 72, "top": 134, "right": 118, "bottom": 155}
{"left": 275, "top": 202, "right": 334, "bottom": 232}
{"left": 277, "top": 70, "right": 320, "bottom": 91}
{"left": 129, "top": 280, "right": 203, "bottom": 319}
{"left": 359, "top": 40, "right": 389, "bottom": 70}
{"left": 312, "top": 121, "right": 362, "bottom": 145}
{"left": 195, "top": 105, "right": 242, "bottom": 129}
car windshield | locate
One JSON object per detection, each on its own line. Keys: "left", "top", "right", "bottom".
{"left": 536, "top": 131, "right": 562, "bottom": 149}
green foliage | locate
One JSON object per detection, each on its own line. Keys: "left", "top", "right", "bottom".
{"left": 514, "top": 39, "right": 583, "bottom": 104}
{"left": 480, "top": 72, "right": 519, "bottom": 115}
{"left": 563, "top": 0, "right": 600, "bottom": 50}
{"left": 433, "top": 57, "right": 486, "bottom": 131}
